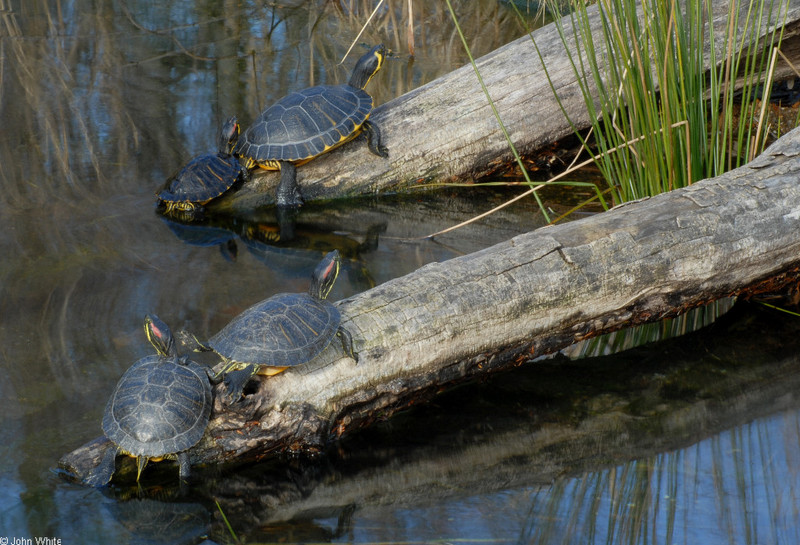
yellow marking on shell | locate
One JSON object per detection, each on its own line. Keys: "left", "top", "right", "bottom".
{"left": 294, "top": 312, "right": 320, "bottom": 336}
{"left": 278, "top": 322, "right": 291, "bottom": 343}
{"left": 204, "top": 164, "right": 226, "bottom": 182}
{"left": 312, "top": 122, "right": 365, "bottom": 156}
{"left": 320, "top": 109, "right": 340, "bottom": 127}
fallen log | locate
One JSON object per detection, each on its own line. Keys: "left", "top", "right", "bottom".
{"left": 209, "top": 302, "right": 800, "bottom": 526}
{"left": 60, "top": 125, "right": 800, "bottom": 480}
{"left": 210, "top": 0, "right": 800, "bottom": 211}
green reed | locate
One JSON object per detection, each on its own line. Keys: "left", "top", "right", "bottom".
{"left": 543, "top": 0, "right": 788, "bottom": 204}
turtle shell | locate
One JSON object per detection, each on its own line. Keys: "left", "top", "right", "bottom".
{"left": 209, "top": 292, "right": 341, "bottom": 367}
{"left": 102, "top": 354, "right": 212, "bottom": 458}
{"left": 235, "top": 84, "right": 373, "bottom": 164}
{"left": 158, "top": 152, "right": 243, "bottom": 205}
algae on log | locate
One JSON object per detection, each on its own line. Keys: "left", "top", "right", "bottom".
{"left": 60, "top": 126, "right": 800, "bottom": 480}
{"left": 210, "top": 0, "right": 800, "bottom": 212}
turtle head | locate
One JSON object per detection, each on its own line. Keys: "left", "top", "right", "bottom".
{"left": 310, "top": 250, "right": 341, "bottom": 300}
{"left": 144, "top": 314, "right": 176, "bottom": 357}
{"left": 348, "top": 44, "right": 386, "bottom": 90}
{"left": 218, "top": 116, "right": 240, "bottom": 155}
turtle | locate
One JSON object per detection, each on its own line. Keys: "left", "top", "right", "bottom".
{"left": 157, "top": 116, "right": 247, "bottom": 219}
{"left": 235, "top": 44, "right": 389, "bottom": 207}
{"left": 182, "top": 250, "right": 358, "bottom": 402}
{"left": 85, "top": 315, "right": 213, "bottom": 486}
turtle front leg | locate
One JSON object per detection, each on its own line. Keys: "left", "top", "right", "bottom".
{"left": 276, "top": 161, "right": 303, "bottom": 207}
{"left": 176, "top": 330, "right": 214, "bottom": 354}
{"left": 338, "top": 326, "right": 359, "bottom": 363}
{"left": 223, "top": 364, "right": 259, "bottom": 403}
{"left": 362, "top": 120, "right": 388, "bottom": 158}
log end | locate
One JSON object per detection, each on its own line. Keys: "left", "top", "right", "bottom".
{"left": 56, "top": 435, "right": 115, "bottom": 484}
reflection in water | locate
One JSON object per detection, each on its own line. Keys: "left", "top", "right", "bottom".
{"left": 4, "top": 0, "right": 800, "bottom": 543}
{"left": 104, "top": 498, "right": 211, "bottom": 545}
{"left": 523, "top": 416, "right": 800, "bottom": 545}
{"left": 565, "top": 297, "right": 738, "bottom": 359}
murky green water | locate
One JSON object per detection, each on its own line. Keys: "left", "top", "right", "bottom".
{"left": 3, "top": 1, "right": 800, "bottom": 543}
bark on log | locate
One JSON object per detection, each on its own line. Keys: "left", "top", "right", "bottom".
{"left": 60, "top": 125, "right": 800, "bottom": 481}
{"left": 210, "top": 0, "right": 800, "bottom": 211}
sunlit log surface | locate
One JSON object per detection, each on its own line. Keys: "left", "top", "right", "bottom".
{"left": 61, "top": 125, "right": 800, "bottom": 481}
{"left": 211, "top": 0, "right": 800, "bottom": 211}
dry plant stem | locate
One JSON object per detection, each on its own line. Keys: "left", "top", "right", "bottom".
{"left": 407, "top": 0, "right": 415, "bottom": 56}
{"left": 341, "top": 0, "right": 385, "bottom": 65}
{"left": 752, "top": 47, "right": 779, "bottom": 161}
{"left": 777, "top": 47, "right": 800, "bottom": 76}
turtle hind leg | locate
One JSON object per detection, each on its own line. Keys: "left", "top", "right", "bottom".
{"left": 223, "top": 364, "right": 259, "bottom": 403}
{"left": 362, "top": 120, "right": 388, "bottom": 158}
{"left": 177, "top": 452, "right": 191, "bottom": 481}
{"left": 83, "top": 443, "right": 119, "bottom": 487}
{"left": 338, "top": 327, "right": 359, "bottom": 363}
{"left": 276, "top": 161, "right": 303, "bottom": 207}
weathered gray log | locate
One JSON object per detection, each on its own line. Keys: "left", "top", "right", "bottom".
{"left": 210, "top": 302, "right": 800, "bottom": 524}
{"left": 210, "top": 0, "right": 800, "bottom": 211}
{"left": 60, "top": 125, "right": 800, "bottom": 480}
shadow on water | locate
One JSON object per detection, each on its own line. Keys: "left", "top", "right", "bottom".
{"left": 4, "top": 0, "right": 800, "bottom": 543}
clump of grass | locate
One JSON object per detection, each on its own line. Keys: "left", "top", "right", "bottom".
{"left": 430, "top": 0, "right": 788, "bottom": 240}
{"left": 542, "top": 0, "right": 788, "bottom": 204}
